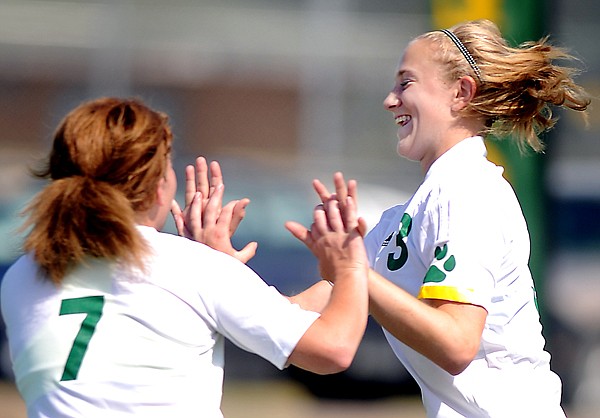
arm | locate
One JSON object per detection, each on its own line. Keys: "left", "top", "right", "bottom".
{"left": 286, "top": 280, "right": 332, "bottom": 313}
{"left": 368, "top": 268, "right": 486, "bottom": 375}
{"left": 312, "top": 174, "right": 486, "bottom": 375}
{"left": 285, "top": 175, "right": 369, "bottom": 374}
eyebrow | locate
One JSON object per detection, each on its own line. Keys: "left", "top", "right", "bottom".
{"left": 396, "top": 69, "right": 414, "bottom": 79}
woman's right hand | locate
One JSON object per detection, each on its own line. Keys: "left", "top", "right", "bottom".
{"left": 171, "top": 156, "right": 257, "bottom": 263}
{"left": 312, "top": 173, "right": 368, "bottom": 238}
{"left": 285, "top": 173, "right": 369, "bottom": 374}
{"left": 286, "top": 172, "right": 368, "bottom": 283}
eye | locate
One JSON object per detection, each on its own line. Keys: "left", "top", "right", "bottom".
{"left": 392, "top": 79, "right": 411, "bottom": 94}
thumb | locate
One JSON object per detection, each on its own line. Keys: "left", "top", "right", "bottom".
{"left": 285, "top": 221, "right": 310, "bottom": 244}
{"left": 235, "top": 241, "right": 258, "bottom": 264}
{"left": 357, "top": 217, "right": 368, "bottom": 237}
{"left": 171, "top": 200, "right": 185, "bottom": 236}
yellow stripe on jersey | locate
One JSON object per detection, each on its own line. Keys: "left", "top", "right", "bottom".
{"left": 418, "top": 285, "right": 475, "bottom": 304}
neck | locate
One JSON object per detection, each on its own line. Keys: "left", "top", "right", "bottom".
{"left": 135, "top": 209, "right": 165, "bottom": 231}
{"left": 420, "top": 126, "right": 483, "bottom": 174}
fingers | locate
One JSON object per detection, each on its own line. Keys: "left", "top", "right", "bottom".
{"left": 214, "top": 200, "right": 236, "bottom": 238}
{"left": 347, "top": 179, "right": 359, "bottom": 208}
{"left": 187, "top": 192, "right": 204, "bottom": 241}
{"left": 170, "top": 200, "right": 185, "bottom": 236}
{"left": 208, "top": 160, "right": 223, "bottom": 196}
{"left": 184, "top": 164, "right": 199, "bottom": 208}
{"left": 312, "top": 198, "right": 356, "bottom": 234}
{"left": 329, "top": 199, "right": 347, "bottom": 231}
{"left": 313, "top": 179, "right": 332, "bottom": 204}
{"left": 187, "top": 157, "right": 224, "bottom": 209}
{"left": 312, "top": 172, "right": 360, "bottom": 232}
{"left": 313, "top": 173, "right": 358, "bottom": 207}
{"left": 311, "top": 202, "right": 328, "bottom": 236}
{"left": 203, "top": 184, "right": 224, "bottom": 227}
{"left": 319, "top": 200, "right": 345, "bottom": 233}
{"left": 333, "top": 172, "right": 348, "bottom": 206}
{"left": 342, "top": 196, "right": 358, "bottom": 232}
{"left": 230, "top": 198, "right": 249, "bottom": 237}
{"left": 235, "top": 241, "right": 258, "bottom": 263}
{"left": 194, "top": 157, "right": 209, "bottom": 202}
{"left": 218, "top": 201, "right": 258, "bottom": 263}
{"left": 285, "top": 221, "right": 312, "bottom": 244}
{"left": 357, "top": 216, "right": 368, "bottom": 237}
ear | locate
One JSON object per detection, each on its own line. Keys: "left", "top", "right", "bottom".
{"left": 451, "top": 76, "right": 477, "bottom": 112}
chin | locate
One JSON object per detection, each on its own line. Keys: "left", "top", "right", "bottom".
{"left": 396, "top": 142, "right": 412, "bottom": 160}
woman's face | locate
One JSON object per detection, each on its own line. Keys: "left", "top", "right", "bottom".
{"left": 383, "top": 38, "right": 456, "bottom": 171}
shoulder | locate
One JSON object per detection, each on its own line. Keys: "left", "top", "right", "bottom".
{"left": 379, "top": 204, "right": 407, "bottom": 223}
{"left": 1, "top": 254, "right": 36, "bottom": 291}
{"left": 1, "top": 253, "right": 52, "bottom": 317}
{"left": 366, "top": 203, "right": 407, "bottom": 236}
{"left": 427, "top": 152, "right": 509, "bottom": 207}
{"left": 364, "top": 203, "right": 408, "bottom": 256}
{"left": 138, "top": 226, "right": 214, "bottom": 258}
{"left": 139, "top": 227, "right": 254, "bottom": 278}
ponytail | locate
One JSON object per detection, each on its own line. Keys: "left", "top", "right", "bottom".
{"left": 422, "top": 19, "right": 591, "bottom": 152}
{"left": 22, "top": 176, "right": 146, "bottom": 284}
{"left": 22, "top": 98, "right": 172, "bottom": 284}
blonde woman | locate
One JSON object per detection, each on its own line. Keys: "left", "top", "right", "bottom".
{"left": 290, "top": 19, "right": 591, "bottom": 417}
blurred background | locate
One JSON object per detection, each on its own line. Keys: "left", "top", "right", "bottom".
{"left": 0, "top": 0, "right": 598, "bottom": 417}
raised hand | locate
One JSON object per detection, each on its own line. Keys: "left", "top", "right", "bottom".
{"left": 171, "top": 156, "right": 257, "bottom": 263}
{"left": 286, "top": 173, "right": 368, "bottom": 283}
{"left": 312, "top": 172, "right": 368, "bottom": 237}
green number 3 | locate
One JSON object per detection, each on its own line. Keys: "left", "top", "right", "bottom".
{"left": 59, "top": 296, "right": 105, "bottom": 381}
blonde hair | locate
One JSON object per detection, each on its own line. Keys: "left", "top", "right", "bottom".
{"left": 23, "top": 97, "right": 173, "bottom": 284}
{"left": 419, "top": 19, "right": 591, "bottom": 152}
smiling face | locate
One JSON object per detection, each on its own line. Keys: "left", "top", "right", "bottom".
{"left": 383, "top": 38, "right": 458, "bottom": 172}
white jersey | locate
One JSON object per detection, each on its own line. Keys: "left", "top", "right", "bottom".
{"left": 1, "top": 225, "right": 319, "bottom": 418}
{"left": 364, "top": 137, "right": 565, "bottom": 417}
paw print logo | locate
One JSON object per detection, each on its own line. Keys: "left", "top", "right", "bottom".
{"left": 423, "top": 244, "right": 456, "bottom": 283}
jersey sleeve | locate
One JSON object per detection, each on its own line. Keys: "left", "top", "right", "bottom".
{"left": 199, "top": 252, "right": 320, "bottom": 370}
{"left": 416, "top": 187, "right": 496, "bottom": 311}
{"left": 364, "top": 204, "right": 407, "bottom": 267}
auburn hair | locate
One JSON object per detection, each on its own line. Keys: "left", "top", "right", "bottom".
{"left": 22, "top": 97, "right": 173, "bottom": 284}
{"left": 419, "top": 19, "right": 591, "bottom": 152}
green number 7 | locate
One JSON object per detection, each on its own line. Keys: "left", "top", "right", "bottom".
{"left": 59, "top": 296, "right": 105, "bottom": 381}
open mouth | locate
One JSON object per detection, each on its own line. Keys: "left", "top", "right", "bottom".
{"left": 395, "top": 115, "right": 411, "bottom": 126}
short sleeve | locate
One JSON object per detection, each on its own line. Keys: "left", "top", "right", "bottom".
{"left": 364, "top": 204, "right": 407, "bottom": 267}
{"left": 204, "top": 255, "right": 320, "bottom": 369}
{"left": 417, "top": 188, "right": 496, "bottom": 311}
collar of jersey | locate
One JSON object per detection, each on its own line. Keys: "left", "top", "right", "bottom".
{"left": 424, "top": 136, "right": 486, "bottom": 181}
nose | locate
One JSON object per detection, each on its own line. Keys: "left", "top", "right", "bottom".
{"left": 383, "top": 92, "right": 400, "bottom": 111}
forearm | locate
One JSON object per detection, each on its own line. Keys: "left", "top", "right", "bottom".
{"left": 285, "top": 176, "right": 369, "bottom": 374}
{"left": 368, "top": 269, "right": 484, "bottom": 375}
{"left": 286, "top": 280, "right": 332, "bottom": 313}
{"left": 288, "top": 271, "right": 368, "bottom": 374}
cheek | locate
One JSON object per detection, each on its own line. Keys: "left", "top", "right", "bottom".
{"left": 164, "top": 168, "right": 177, "bottom": 198}
{"left": 169, "top": 170, "right": 177, "bottom": 195}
